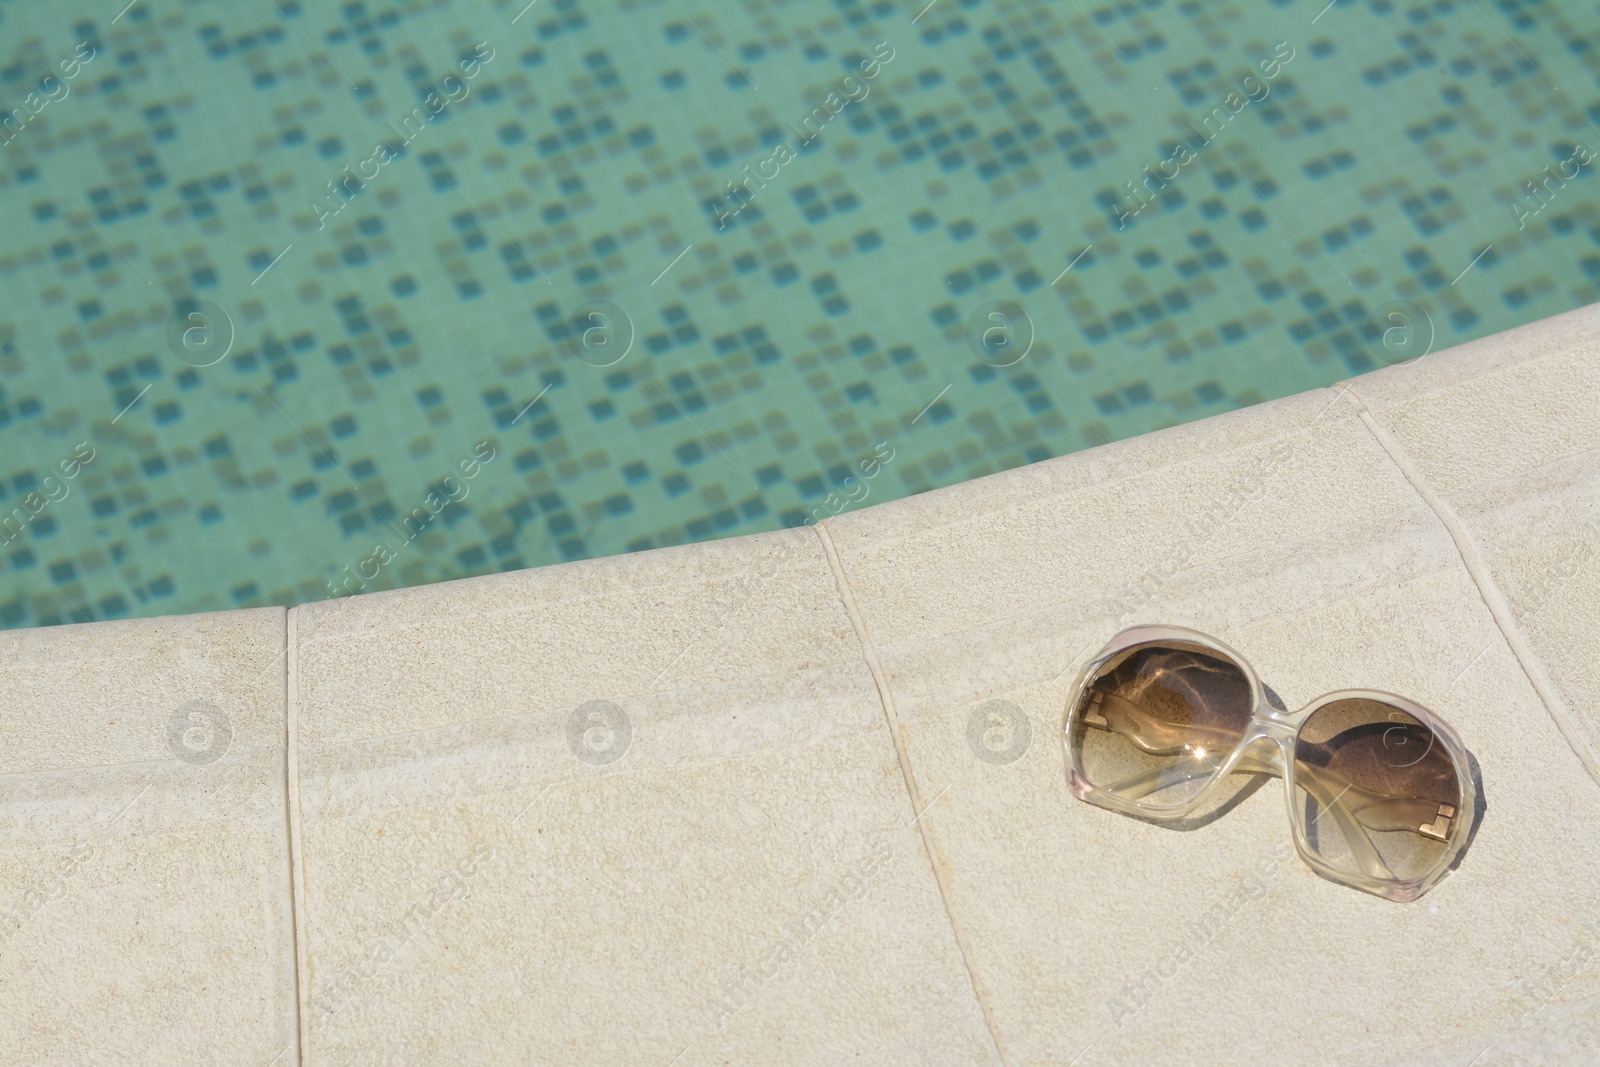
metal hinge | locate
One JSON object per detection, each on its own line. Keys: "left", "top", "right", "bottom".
{"left": 1419, "top": 802, "right": 1457, "bottom": 841}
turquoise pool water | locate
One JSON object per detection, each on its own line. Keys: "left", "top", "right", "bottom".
{"left": 0, "top": 0, "right": 1594, "bottom": 627}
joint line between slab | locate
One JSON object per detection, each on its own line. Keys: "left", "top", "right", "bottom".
{"left": 813, "top": 520, "right": 1012, "bottom": 1067}
{"left": 285, "top": 608, "right": 310, "bottom": 1065}
{"left": 1336, "top": 385, "right": 1600, "bottom": 789}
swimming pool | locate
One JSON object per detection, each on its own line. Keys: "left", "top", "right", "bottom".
{"left": 0, "top": 0, "right": 1593, "bottom": 627}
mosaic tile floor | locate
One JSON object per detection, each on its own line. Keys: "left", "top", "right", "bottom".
{"left": 0, "top": 0, "right": 1595, "bottom": 627}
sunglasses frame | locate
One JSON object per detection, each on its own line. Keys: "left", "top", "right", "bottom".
{"left": 1063, "top": 624, "right": 1477, "bottom": 903}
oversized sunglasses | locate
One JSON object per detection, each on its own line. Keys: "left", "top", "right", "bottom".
{"left": 1063, "top": 626, "right": 1476, "bottom": 902}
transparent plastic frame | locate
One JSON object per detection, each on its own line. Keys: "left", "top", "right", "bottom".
{"left": 1063, "top": 625, "right": 1477, "bottom": 903}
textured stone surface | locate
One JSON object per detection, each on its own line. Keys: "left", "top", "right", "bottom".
{"left": 1346, "top": 301, "right": 1600, "bottom": 784}
{"left": 289, "top": 529, "right": 998, "bottom": 1066}
{"left": 1343, "top": 302, "right": 1600, "bottom": 497}
{"left": 0, "top": 609, "right": 297, "bottom": 1066}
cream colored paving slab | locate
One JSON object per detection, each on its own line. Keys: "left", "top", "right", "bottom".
{"left": 1343, "top": 301, "right": 1600, "bottom": 781}
{"left": 0, "top": 609, "right": 297, "bottom": 1067}
{"left": 1440, "top": 449, "right": 1600, "bottom": 768}
{"left": 1341, "top": 302, "right": 1600, "bottom": 496}
{"left": 821, "top": 388, "right": 1600, "bottom": 1066}
{"left": 290, "top": 529, "right": 999, "bottom": 1067}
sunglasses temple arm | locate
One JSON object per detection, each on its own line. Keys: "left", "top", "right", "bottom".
{"left": 1092, "top": 691, "right": 1254, "bottom": 756}
{"left": 1099, "top": 763, "right": 1215, "bottom": 800}
{"left": 1096, "top": 735, "right": 1292, "bottom": 800}
{"left": 1295, "top": 765, "right": 1395, "bottom": 882}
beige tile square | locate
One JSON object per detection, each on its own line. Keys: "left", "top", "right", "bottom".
{"left": 1346, "top": 303, "right": 1600, "bottom": 789}
{"left": 291, "top": 531, "right": 999, "bottom": 1066}
{"left": 1443, "top": 448, "right": 1600, "bottom": 782}
{"left": 0, "top": 609, "right": 297, "bottom": 1067}
{"left": 1343, "top": 301, "right": 1600, "bottom": 496}
{"left": 823, "top": 391, "right": 1600, "bottom": 1066}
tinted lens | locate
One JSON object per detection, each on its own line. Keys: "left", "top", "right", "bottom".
{"left": 1068, "top": 642, "right": 1253, "bottom": 807}
{"left": 1293, "top": 699, "right": 1461, "bottom": 884}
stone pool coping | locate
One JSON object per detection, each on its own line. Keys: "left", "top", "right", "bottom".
{"left": 3, "top": 302, "right": 1597, "bottom": 1065}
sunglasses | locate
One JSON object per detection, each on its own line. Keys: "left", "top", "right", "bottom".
{"left": 1063, "top": 626, "right": 1476, "bottom": 902}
